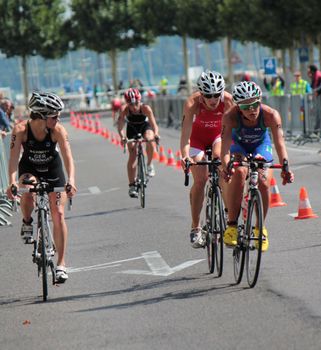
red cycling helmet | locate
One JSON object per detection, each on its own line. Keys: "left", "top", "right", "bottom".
{"left": 124, "top": 88, "right": 141, "bottom": 104}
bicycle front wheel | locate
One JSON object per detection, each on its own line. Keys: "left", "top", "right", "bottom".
{"left": 233, "top": 229, "right": 245, "bottom": 285}
{"left": 212, "top": 187, "right": 225, "bottom": 277}
{"left": 138, "top": 154, "right": 146, "bottom": 208}
{"left": 39, "top": 210, "right": 48, "bottom": 301}
{"left": 245, "top": 190, "right": 263, "bottom": 288}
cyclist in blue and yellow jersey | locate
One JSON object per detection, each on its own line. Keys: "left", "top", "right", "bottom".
{"left": 290, "top": 71, "right": 311, "bottom": 95}
{"left": 220, "top": 81, "right": 294, "bottom": 252}
{"left": 117, "top": 88, "right": 160, "bottom": 198}
{"left": 6, "top": 91, "right": 77, "bottom": 283}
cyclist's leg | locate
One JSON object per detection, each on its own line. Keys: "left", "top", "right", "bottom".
{"left": 253, "top": 142, "right": 273, "bottom": 220}
{"left": 190, "top": 147, "right": 207, "bottom": 229}
{"left": 127, "top": 142, "right": 137, "bottom": 184}
{"left": 49, "top": 191, "right": 68, "bottom": 267}
{"left": 18, "top": 173, "right": 36, "bottom": 222}
{"left": 18, "top": 173, "right": 36, "bottom": 243}
{"left": 258, "top": 167, "right": 273, "bottom": 219}
{"left": 144, "top": 128, "right": 155, "bottom": 167}
{"left": 212, "top": 138, "right": 228, "bottom": 207}
{"left": 225, "top": 146, "right": 248, "bottom": 224}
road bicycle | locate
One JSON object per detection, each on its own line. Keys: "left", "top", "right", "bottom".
{"left": 12, "top": 179, "right": 71, "bottom": 301}
{"left": 229, "top": 155, "right": 287, "bottom": 288}
{"left": 124, "top": 134, "right": 158, "bottom": 208}
{"left": 184, "top": 148, "right": 226, "bottom": 277}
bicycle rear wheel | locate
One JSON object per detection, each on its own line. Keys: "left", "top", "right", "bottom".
{"left": 138, "top": 154, "right": 146, "bottom": 208}
{"left": 39, "top": 210, "right": 48, "bottom": 301}
{"left": 233, "top": 228, "right": 246, "bottom": 285}
{"left": 245, "top": 190, "right": 263, "bottom": 288}
{"left": 204, "top": 184, "right": 214, "bottom": 273}
{"left": 212, "top": 187, "right": 225, "bottom": 277}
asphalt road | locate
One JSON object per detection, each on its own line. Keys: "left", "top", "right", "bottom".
{"left": 1, "top": 114, "right": 321, "bottom": 350}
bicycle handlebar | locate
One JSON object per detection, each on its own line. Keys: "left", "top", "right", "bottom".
{"left": 11, "top": 180, "right": 72, "bottom": 210}
{"left": 184, "top": 158, "right": 222, "bottom": 187}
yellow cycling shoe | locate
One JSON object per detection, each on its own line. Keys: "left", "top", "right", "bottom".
{"left": 253, "top": 226, "right": 269, "bottom": 252}
{"left": 223, "top": 226, "right": 238, "bottom": 247}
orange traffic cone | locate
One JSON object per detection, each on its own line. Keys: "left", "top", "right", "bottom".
{"left": 153, "top": 149, "right": 159, "bottom": 161}
{"left": 158, "top": 146, "right": 167, "bottom": 164}
{"left": 175, "top": 150, "right": 182, "bottom": 170}
{"left": 167, "top": 148, "right": 176, "bottom": 166}
{"left": 269, "top": 177, "right": 287, "bottom": 207}
{"left": 295, "top": 187, "right": 318, "bottom": 220}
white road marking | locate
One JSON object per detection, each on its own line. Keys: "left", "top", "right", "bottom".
{"left": 88, "top": 186, "right": 101, "bottom": 194}
{"left": 291, "top": 165, "right": 311, "bottom": 171}
{"left": 67, "top": 251, "right": 204, "bottom": 277}
{"left": 119, "top": 251, "right": 204, "bottom": 277}
{"left": 68, "top": 256, "right": 144, "bottom": 274}
{"left": 288, "top": 213, "right": 297, "bottom": 217}
{"left": 76, "top": 187, "right": 120, "bottom": 196}
{"left": 286, "top": 146, "right": 318, "bottom": 155}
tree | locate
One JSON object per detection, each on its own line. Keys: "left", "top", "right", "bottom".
{"left": 136, "top": 0, "right": 223, "bottom": 93}
{"left": 0, "top": 0, "right": 70, "bottom": 105}
{"left": 70, "top": 0, "right": 153, "bottom": 92}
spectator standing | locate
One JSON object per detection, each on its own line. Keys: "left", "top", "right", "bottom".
{"left": 0, "top": 99, "right": 11, "bottom": 132}
{"left": 159, "top": 76, "right": 168, "bottom": 95}
{"left": 290, "top": 71, "right": 311, "bottom": 95}
{"left": 308, "top": 65, "right": 321, "bottom": 130}
{"left": 177, "top": 76, "right": 188, "bottom": 95}
{"left": 263, "top": 74, "right": 285, "bottom": 96}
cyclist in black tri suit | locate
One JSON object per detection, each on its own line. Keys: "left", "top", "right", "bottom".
{"left": 7, "top": 91, "right": 77, "bottom": 283}
{"left": 117, "top": 88, "right": 160, "bottom": 198}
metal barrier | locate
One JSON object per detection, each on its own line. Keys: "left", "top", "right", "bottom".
{"left": 0, "top": 134, "right": 13, "bottom": 226}
{"left": 150, "top": 94, "right": 321, "bottom": 145}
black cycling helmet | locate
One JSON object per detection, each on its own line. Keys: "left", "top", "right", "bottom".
{"left": 28, "top": 91, "right": 64, "bottom": 118}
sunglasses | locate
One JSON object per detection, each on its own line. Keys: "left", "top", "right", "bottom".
{"left": 46, "top": 114, "right": 60, "bottom": 120}
{"left": 238, "top": 101, "right": 261, "bottom": 111}
{"left": 203, "top": 92, "right": 221, "bottom": 99}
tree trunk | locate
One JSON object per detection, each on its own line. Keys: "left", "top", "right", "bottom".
{"left": 182, "top": 34, "right": 190, "bottom": 94}
{"left": 109, "top": 49, "right": 118, "bottom": 93}
{"left": 225, "top": 36, "right": 233, "bottom": 88}
{"left": 318, "top": 33, "right": 321, "bottom": 67}
{"left": 21, "top": 55, "right": 29, "bottom": 108}
{"left": 289, "top": 46, "right": 295, "bottom": 73}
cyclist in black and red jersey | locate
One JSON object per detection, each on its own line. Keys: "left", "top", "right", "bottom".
{"left": 117, "top": 88, "right": 160, "bottom": 198}
{"left": 6, "top": 91, "right": 77, "bottom": 283}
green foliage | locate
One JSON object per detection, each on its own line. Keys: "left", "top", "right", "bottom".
{"left": 0, "top": 0, "right": 69, "bottom": 59}
{"left": 70, "top": 0, "right": 153, "bottom": 53}
{"left": 135, "top": 0, "right": 222, "bottom": 42}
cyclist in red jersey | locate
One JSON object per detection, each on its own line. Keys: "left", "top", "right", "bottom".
{"left": 180, "top": 70, "right": 234, "bottom": 248}
{"left": 111, "top": 95, "right": 123, "bottom": 125}
{"left": 118, "top": 88, "right": 160, "bottom": 198}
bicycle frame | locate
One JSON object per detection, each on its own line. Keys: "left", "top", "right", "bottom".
{"left": 14, "top": 179, "right": 67, "bottom": 301}
{"left": 231, "top": 155, "right": 285, "bottom": 287}
{"left": 184, "top": 149, "right": 225, "bottom": 276}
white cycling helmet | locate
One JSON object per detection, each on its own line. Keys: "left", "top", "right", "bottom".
{"left": 232, "top": 81, "right": 262, "bottom": 103}
{"left": 28, "top": 91, "right": 64, "bottom": 118}
{"left": 197, "top": 70, "right": 225, "bottom": 95}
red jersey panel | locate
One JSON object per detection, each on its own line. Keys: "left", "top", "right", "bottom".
{"left": 190, "top": 99, "right": 224, "bottom": 151}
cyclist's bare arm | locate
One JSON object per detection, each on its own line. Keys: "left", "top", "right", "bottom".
{"left": 263, "top": 106, "right": 289, "bottom": 164}
{"left": 180, "top": 95, "right": 199, "bottom": 160}
{"left": 54, "top": 125, "right": 76, "bottom": 195}
{"left": 263, "top": 105, "right": 294, "bottom": 184}
{"left": 221, "top": 107, "right": 238, "bottom": 172}
{"left": 117, "top": 106, "right": 128, "bottom": 140}
{"left": 7, "top": 122, "right": 26, "bottom": 197}
{"left": 141, "top": 104, "right": 159, "bottom": 137}
{"left": 223, "top": 91, "right": 234, "bottom": 111}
